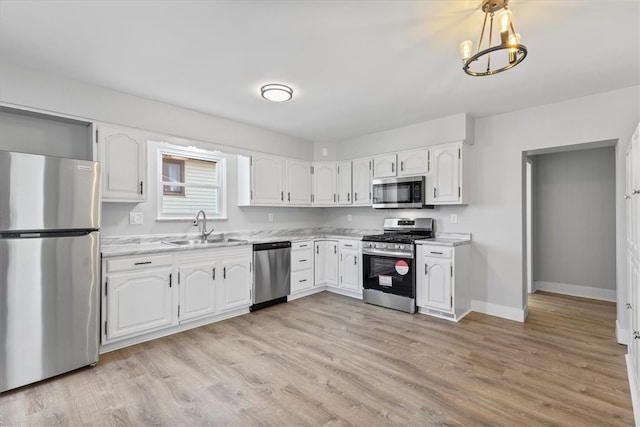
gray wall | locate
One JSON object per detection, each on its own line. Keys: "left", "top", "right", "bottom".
{"left": 532, "top": 147, "right": 616, "bottom": 294}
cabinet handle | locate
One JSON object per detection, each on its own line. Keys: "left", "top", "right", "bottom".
{"left": 134, "top": 261, "right": 152, "bottom": 265}
{"left": 169, "top": 273, "right": 172, "bottom": 287}
{"left": 316, "top": 246, "right": 319, "bottom": 254}
{"left": 334, "top": 193, "right": 336, "bottom": 202}
{"left": 430, "top": 251, "right": 443, "bottom": 255}
{"left": 281, "top": 191, "right": 284, "bottom": 201}
{"left": 354, "top": 256, "right": 357, "bottom": 266}
{"left": 140, "top": 181, "right": 144, "bottom": 195}
{"left": 392, "top": 163, "right": 395, "bottom": 173}
{"left": 401, "top": 161, "right": 404, "bottom": 171}
{"left": 634, "top": 331, "right": 640, "bottom": 340}
{"left": 288, "top": 192, "right": 291, "bottom": 202}
{"left": 223, "top": 267, "right": 226, "bottom": 279}
{"left": 354, "top": 192, "right": 358, "bottom": 202}
{"left": 334, "top": 245, "right": 337, "bottom": 254}
{"left": 433, "top": 188, "right": 437, "bottom": 199}
{"left": 212, "top": 267, "right": 216, "bottom": 280}
{"left": 347, "top": 193, "right": 350, "bottom": 202}
{"left": 424, "top": 264, "right": 428, "bottom": 275}
{"left": 627, "top": 303, "right": 632, "bottom": 309}
{"left": 299, "top": 244, "right": 308, "bottom": 248}
{"left": 300, "top": 259, "right": 308, "bottom": 262}
{"left": 634, "top": 189, "right": 640, "bottom": 195}
{"left": 300, "top": 279, "right": 307, "bottom": 283}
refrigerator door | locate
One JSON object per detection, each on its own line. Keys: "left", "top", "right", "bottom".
{"left": 0, "top": 151, "right": 101, "bottom": 232}
{"left": 0, "top": 231, "right": 100, "bottom": 392}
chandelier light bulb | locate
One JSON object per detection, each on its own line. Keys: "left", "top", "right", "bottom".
{"left": 499, "top": 9, "right": 512, "bottom": 34}
{"left": 460, "top": 40, "right": 473, "bottom": 61}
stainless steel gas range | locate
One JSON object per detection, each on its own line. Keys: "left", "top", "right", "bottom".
{"left": 361, "top": 218, "right": 434, "bottom": 313}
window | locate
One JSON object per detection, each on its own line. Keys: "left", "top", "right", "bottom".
{"left": 157, "top": 144, "right": 226, "bottom": 219}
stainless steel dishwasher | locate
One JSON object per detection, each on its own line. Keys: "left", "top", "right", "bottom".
{"left": 251, "top": 241, "right": 291, "bottom": 311}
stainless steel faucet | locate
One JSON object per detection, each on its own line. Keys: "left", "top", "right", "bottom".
{"left": 193, "top": 210, "right": 214, "bottom": 240}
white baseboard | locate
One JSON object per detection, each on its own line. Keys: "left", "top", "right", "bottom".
{"left": 626, "top": 354, "right": 640, "bottom": 427}
{"left": 619, "top": 319, "right": 630, "bottom": 345}
{"left": 288, "top": 286, "right": 326, "bottom": 301}
{"left": 470, "top": 300, "right": 526, "bottom": 322}
{"left": 534, "top": 281, "right": 616, "bottom": 302}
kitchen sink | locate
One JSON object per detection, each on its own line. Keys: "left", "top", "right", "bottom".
{"left": 162, "top": 237, "right": 247, "bottom": 246}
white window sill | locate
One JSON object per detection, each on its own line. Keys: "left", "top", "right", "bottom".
{"left": 156, "top": 216, "right": 228, "bottom": 222}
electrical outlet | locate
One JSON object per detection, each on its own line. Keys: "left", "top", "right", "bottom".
{"left": 268, "top": 213, "right": 274, "bottom": 222}
{"left": 322, "top": 147, "right": 328, "bottom": 157}
{"left": 347, "top": 214, "right": 353, "bottom": 222}
{"left": 129, "top": 212, "right": 143, "bottom": 225}
{"left": 450, "top": 214, "right": 458, "bottom": 224}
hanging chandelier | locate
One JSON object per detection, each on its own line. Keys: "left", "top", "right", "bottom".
{"left": 459, "top": 0, "right": 527, "bottom": 76}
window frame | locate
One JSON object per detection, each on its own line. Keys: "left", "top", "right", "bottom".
{"left": 155, "top": 143, "right": 227, "bottom": 221}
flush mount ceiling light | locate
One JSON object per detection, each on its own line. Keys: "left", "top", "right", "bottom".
{"left": 459, "top": 0, "right": 528, "bottom": 76}
{"left": 260, "top": 84, "right": 293, "bottom": 102}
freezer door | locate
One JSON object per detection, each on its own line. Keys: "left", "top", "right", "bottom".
{"left": 0, "top": 231, "right": 100, "bottom": 392}
{"left": 0, "top": 151, "right": 101, "bottom": 232}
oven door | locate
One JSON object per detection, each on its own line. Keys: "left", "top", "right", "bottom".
{"left": 362, "top": 253, "right": 415, "bottom": 298}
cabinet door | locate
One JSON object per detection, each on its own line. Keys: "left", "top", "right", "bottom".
{"left": 314, "top": 241, "right": 327, "bottom": 285}
{"left": 326, "top": 241, "right": 339, "bottom": 286}
{"left": 336, "top": 161, "right": 352, "bottom": 205}
{"left": 179, "top": 262, "right": 216, "bottom": 322}
{"left": 106, "top": 267, "right": 174, "bottom": 340}
{"left": 419, "top": 257, "right": 452, "bottom": 312}
{"left": 339, "top": 248, "right": 360, "bottom": 291}
{"left": 372, "top": 153, "right": 397, "bottom": 178}
{"left": 252, "top": 153, "right": 284, "bottom": 205}
{"left": 219, "top": 258, "right": 252, "bottom": 312}
{"left": 285, "top": 159, "right": 311, "bottom": 205}
{"left": 313, "top": 162, "right": 337, "bottom": 205}
{"left": 98, "top": 125, "right": 146, "bottom": 202}
{"left": 352, "top": 157, "right": 372, "bottom": 205}
{"left": 429, "top": 144, "right": 461, "bottom": 203}
{"left": 398, "top": 148, "right": 429, "bottom": 176}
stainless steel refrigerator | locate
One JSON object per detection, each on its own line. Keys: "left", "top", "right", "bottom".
{"left": 0, "top": 150, "right": 101, "bottom": 392}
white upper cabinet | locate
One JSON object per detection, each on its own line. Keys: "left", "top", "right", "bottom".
{"left": 426, "top": 142, "right": 464, "bottom": 204}
{"left": 398, "top": 148, "right": 429, "bottom": 176}
{"left": 336, "top": 161, "right": 353, "bottom": 205}
{"left": 372, "top": 153, "right": 397, "bottom": 178}
{"left": 251, "top": 153, "right": 285, "bottom": 205}
{"left": 285, "top": 159, "right": 312, "bottom": 205}
{"left": 97, "top": 124, "right": 146, "bottom": 202}
{"left": 352, "top": 157, "right": 372, "bottom": 205}
{"left": 313, "top": 162, "right": 337, "bottom": 205}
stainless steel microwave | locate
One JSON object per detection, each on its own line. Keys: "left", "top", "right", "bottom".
{"left": 372, "top": 176, "right": 430, "bottom": 209}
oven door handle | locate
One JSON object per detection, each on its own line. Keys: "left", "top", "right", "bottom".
{"left": 362, "top": 249, "right": 414, "bottom": 258}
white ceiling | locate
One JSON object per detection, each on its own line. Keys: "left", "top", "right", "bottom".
{"left": 1, "top": 1, "right": 639, "bottom": 142}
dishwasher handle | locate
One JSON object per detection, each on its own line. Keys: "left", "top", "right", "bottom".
{"left": 253, "top": 241, "right": 292, "bottom": 251}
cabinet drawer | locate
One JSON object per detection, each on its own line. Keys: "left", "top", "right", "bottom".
{"left": 292, "top": 240, "right": 312, "bottom": 250}
{"left": 340, "top": 240, "right": 360, "bottom": 250}
{"left": 420, "top": 246, "right": 452, "bottom": 258}
{"left": 106, "top": 254, "right": 173, "bottom": 273}
{"left": 291, "top": 269, "right": 313, "bottom": 293}
{"left": 291, "top": 249, "right": 313, "bottom": 271}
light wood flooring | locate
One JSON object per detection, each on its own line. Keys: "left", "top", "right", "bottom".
{"left": 0, "top": 291, "right": 634, "bottom": 426}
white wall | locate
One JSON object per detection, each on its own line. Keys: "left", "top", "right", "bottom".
{"left": 532, "top": 147, "right": 616, "bottom": 300}
{"left": 325, "top": 86, "right": 639, "bottom": 323}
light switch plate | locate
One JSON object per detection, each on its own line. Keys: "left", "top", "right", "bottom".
{"left": 129, "top": 212, "right": 143, "bottom": 225}
{"left": 450, "top": 214, "right": 458, "bottom": 224}
{"left": 347, "top": 214, "right": 353, "bottom": 222}
{"left": 268, "top": 213, "right": 274, "bottom": 222}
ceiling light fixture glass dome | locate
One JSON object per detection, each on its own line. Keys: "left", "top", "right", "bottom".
{"left": 260, "top": 84, "right": 293, "bottom": 102}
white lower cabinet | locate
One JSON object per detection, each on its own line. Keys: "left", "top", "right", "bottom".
{"left": 103, "top": 254, "right": 176, "bottom": 342}
{"left": 314, "top": 240, "right": 338, "bottom": 286}
{"left": 338, "top": 240, "right": 362, "bottom": 294}
{"left": 290, "top": 241, "right": 315, "bottom": 297}
{"left": 416, "top": 243, "right": 470, "bottom": 321}
{"left": 101, "top": 246, "right": 252, "bottom": 350}
{"left": 218, "top": 257, "right": 252, "bottom": 312}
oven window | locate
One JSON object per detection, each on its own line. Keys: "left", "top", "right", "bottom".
{"left": 373, "top": 182, "right": 413, "bottom": 204}
{"left": 363, "top": 254, "right": 415, "bottom": 298}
